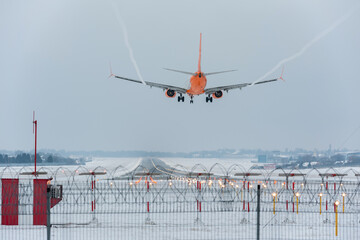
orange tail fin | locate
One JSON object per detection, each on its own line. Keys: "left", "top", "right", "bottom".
{"left": 198, "top": 33, "right": 202, "bottom": 72}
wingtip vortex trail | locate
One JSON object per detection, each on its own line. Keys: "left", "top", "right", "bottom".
{"left": 108, "top": 62, "right": 115, "bottom": 79}
{"left": 110, "top": 0, "right": 146, "bottom": 86}
{"left": 279, "top": 66, "right": 285, "bottom": 82}
{"left": 250, "top": 5, "right": 358, "bottom": 86}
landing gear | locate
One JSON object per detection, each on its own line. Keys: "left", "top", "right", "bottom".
{"left": 177, "top": 94, "right": 185, "bottom": 102}
{"left": 206, "top": 95, "right": 213, "bottom": 103}
{"left": 190, "top": 95, "right": 194, "bottom": 104}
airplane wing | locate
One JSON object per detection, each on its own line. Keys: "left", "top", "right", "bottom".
{"left": 113, "top": 75, "right": 188, "bottom": 94}
{"left": 204, "top": 78, "right": 279, "bottom": 95}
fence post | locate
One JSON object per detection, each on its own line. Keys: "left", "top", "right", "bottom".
{"left": 46, "top": 186, "right": 51, "bottom": 240}
{"left": 256, "top": 184, "right": 261, "bottom": 240}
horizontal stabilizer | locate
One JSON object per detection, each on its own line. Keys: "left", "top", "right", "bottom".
{"left": 163, "top": 68, "right": 194, "bottom": 75}
{"left": 205, "top": 70, "right": 237, "bottom": 76}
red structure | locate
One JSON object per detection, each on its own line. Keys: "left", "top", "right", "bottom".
{"left": 33, "top": 179, "right": 48, "bottom": 225}
{"left": 1, "top": 113, "right": 62, "bottom": 226}
{"left": 33, "top": 179, "right": 62, "bottom": 225}
{"left": 1, "top": 179, "right": 19, "bottom": 225}
{"left": 1, "top": 178, "right": 62, "bottom": 226}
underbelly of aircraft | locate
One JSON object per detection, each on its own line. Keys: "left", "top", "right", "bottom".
{"left": 187, "top": 88, "right": 204, "bottom": 95}
{"left": 187, "top": 77, "right": 206, "bottom": 95}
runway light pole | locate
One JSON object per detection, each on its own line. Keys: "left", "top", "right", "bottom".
{"left": 335, "top": 200, "right": 340, "bottom": 236}
{"left": 295, "top": 192, "right": 300, "bottom": 214}
{"left": 272, "top": 192, "right": 277, "bottom": 215}
{"left": 342, "top": 193, "right": 346, "bottom": 213}
{"left": 319, "top": 193, "right": 323, "bottom": 215}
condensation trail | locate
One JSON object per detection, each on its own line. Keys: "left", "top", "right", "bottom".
{"left": 110, "top": 1, "right": 146, "bottom": 85}
{"left": 340, "top": 124, "right": 360, "bottom": 149}
{"left": 251, "top": 6, "right": 359, "bottom": 86}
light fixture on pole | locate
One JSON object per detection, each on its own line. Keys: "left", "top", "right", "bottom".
{"left": 295, "top": 192, "right": 300, "bottom": 214}
{"left": 319, "top": 193, "right": 323, "bottom": 215}
{"left": 272, "top": 192, "right": 277, "bottom": 215}
{"left": 335, "top": 200, "right": 340, "bottom": 236}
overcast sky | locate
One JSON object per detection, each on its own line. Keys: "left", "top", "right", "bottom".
{"left": 0, "top": 0, "right": 359, "bottom": 152}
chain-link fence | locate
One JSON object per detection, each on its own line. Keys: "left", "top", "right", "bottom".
{"left": 1, "top": 163, "right": 360, "bottom": 239}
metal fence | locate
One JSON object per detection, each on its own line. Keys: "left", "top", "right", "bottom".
{"left": 1, "top": 163, "right": 360, "bottom": 239}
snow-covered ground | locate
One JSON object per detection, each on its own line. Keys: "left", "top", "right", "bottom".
{"left": 2, "top": 157, "right": 360, "bottom": 180}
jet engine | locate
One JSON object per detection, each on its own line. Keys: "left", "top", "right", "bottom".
{"left": 165, "top": 89, "right": 176, "bottom": 98}
{"left": 212, "top": 91, "right": 223, "bottom": 99}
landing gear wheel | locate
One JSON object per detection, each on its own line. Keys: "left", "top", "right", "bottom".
{"left": 210, "top": 97, "right": 213, "bottom": 103}
{"left": 190, "top": 100, "right": 194, "bottom": 104}
{"left": 178, "top": 95, "right": 185, "bottom": 102}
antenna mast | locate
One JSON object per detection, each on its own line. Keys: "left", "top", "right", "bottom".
{"left": 33, "top": 111, "right": 37, "bottom": 175}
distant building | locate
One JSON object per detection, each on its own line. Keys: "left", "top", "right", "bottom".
{"left": 258, "top": 155, "right": 267, "bottom": 163}
{"left": 258, "top": 152, "right": 291, "bottom": 165}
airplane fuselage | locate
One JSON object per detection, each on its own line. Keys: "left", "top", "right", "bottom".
{"left": 186, "top": 72, "right": 207, "bottom": 95}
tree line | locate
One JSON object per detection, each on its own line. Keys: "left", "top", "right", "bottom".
{"left": 0, "top": 152, "right": 80, "bottom": 165}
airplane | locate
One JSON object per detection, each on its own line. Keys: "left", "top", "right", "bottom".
{"left": 110, "top": 33, "right": 284, "bottom": 104}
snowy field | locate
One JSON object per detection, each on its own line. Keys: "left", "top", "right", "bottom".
{"left": 2, "top": 157, "right": 360, "bottom": 180}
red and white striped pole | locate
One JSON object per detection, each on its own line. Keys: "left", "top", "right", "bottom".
{"left": 293, "top": 182, "right": 295, "bottom": 212}
{"left": 286, "top": 200, "right": 288, "bottom": 211}
{"left": 326, "top": 200, "right": 328, "bottom": 211}
{"left": 91, "top": 176, "right": 96, "bottom": 212}
{"left": 147, "top": 177, "right": 150, "bottom": 213}
{"left": 197, "top": 180, "right": 202, "bottom": 212}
